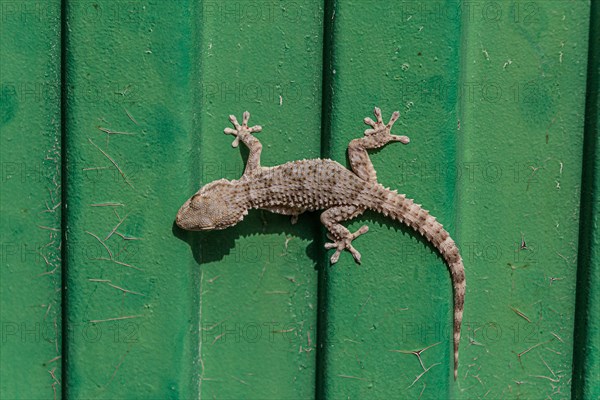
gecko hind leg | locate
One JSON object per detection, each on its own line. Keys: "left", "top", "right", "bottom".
{"left": 347, "top": 107, "right": 410, "bottom": 182}
{"left": 321, "top": 206, "right": 368, "bottom": 264}
{"left": 224, "top": 111, "right": 263, "bottom": 176}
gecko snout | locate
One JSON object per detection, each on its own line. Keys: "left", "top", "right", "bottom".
{"left": 175, "top": 201, "right": 193, "bottom": 229}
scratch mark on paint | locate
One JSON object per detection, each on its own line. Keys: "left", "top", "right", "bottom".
{"left": 408, "top": 363, "right": 440, "bottom": 389}
{"left": 230, "top": 375, "right": 249, "bottom": 385}
{"left": 104, "top": 211, "right": 130, "bottom": 241}
{"left": 549, "top": 332, "right": 563, "bottom": 342}
{"left": 48, "top": 367, "right": 60, "bottom": 400}
{"left": 38, "top": 225, "right": 60, "bottom": 232}
{"left": 125, "top": 108, "right": 139, "bottom": 125}
{"left": 86, "top": 230, "right": 142, "bottom": 271}
{"left": 98, "top": 126, "right": 136, "bottom": 136}
{"left": 105, "top": 345, "right": 133, "bottom": 388}
{"left": 517, "top": 341, "right": 547, "bottom": 362}
{"left": 355, "top": 294, "right": 372, "bottom": 320}
{"left": 86, "top": 230, "right": 114, "bottom": 258}
{"left": 91, "top": 202, "right": 125, "bottom": 207}
{"left": 89, "top": 315, "right": 141, "bottom": 324}
{"left": 510, "top": 306, "right": 532, "bottom": 323}
{"left": 212, "top": 332, "right": 227, "bottom": 345}
{"left": 337, "top": 375, "right": 369, "bottom": 381}
{"left": 114, "top": 231, "right": 141, "bottom": 241}
{"left": 88, "top": 138, "right": 134, "bottom": 187}
{"left": 390, "top": 341, "right": 441, "bottom": 371}
{"left": 88, "top": 278, "right": 145, "bottom": 296}
{"left": 46, "top": 355, "right": 61, "bottom": 364}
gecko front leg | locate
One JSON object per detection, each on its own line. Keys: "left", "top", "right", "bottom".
{"left": 224, "top": 111, "right": 263, "bottom": 176}
{"left": 347, "top": 107, "right": 410, "bottom": 182}
{"left": 321, "top": 205, "right": 369, "bottom": 264}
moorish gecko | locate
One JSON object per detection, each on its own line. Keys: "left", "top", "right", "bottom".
{"left": 176, "top": 108, "right": 466, "bottom": 380}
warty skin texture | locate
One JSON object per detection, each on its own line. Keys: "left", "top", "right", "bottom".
{"left": 176, "top": 108, "right": 466, "bottom": 380}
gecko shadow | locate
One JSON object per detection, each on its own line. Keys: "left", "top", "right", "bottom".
{"left": 172, "top": 210, "right": 323, "bottom": 267}
{"left": 172, "top": 206, "right": 446, "bottom": 270}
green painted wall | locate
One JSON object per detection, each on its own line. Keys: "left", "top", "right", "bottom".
{"left": 0, "top": 1, "right": 597, "bottom": 399}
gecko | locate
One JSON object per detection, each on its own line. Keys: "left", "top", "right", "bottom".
{"left": 176, "top": 108, "right": 466, "bottom": 380}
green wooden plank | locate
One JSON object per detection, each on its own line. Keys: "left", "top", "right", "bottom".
{"left": 573, "top": 1, "right": 599, "bottom": 398}
{"left": 187, "top": 2, "right": 323, "bottom": 398}
{"left": 0, "top": 1, "right": 62, "bottom": 398}
{"left": 457, "top": 0, "right": 590, "bottom": 398}
{"left": 63, "top": 1, "right": 201, "bottom": 398}
{"left": 320, "top": 1, "right": 462, "bottom": 398}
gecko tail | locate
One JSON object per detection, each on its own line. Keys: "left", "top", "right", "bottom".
{"left": 370, "top": 185, "right": 466, "bottom": 381}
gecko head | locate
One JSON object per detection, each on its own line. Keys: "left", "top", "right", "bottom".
{"left": 176, "top": 179, "right": 248, "bottom": 231}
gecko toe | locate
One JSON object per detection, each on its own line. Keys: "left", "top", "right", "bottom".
{"left": 229, "top": 114, "right": 241, "bottom": 128}
{"left": 330, "top": 250, "right": 342, "bottom": 264}
{"left": 373, "top": 107, "right": 383, "bottom": 123}
{"left": 348, "top": 246, "right": 362, "bottom": 264}
{"left": 391, "top": 135, "right": 410, "bottom": 144}
{"left": 324, "top": 226, "right": 368, "bottom": 265}
{"left": 386, "top": 111, "right": 400, "bottom": 128}
{"left": 353, "top": 225, "right": 369, "bottom": 238}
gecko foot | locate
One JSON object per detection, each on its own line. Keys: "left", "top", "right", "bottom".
{"left": 363, "top": 107, "right": 410, "bottom": 144}
{"left": 324, "top": 225, "right": 369, "bottom": 264}
{"left": 224, "top": 111, "right": 262, "bottom": 148}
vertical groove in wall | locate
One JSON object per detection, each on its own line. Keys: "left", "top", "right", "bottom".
{"left": 60, "top": 0, "right": 69, "bottom": 398}
{"left": 319, "top": 0, "right": 335, "bottom": 160}
{"left": 572, "top": 1, "right": 599, "bottom": 398}
{"left": 315, "top": 1, "right": 336, "bottom": 398}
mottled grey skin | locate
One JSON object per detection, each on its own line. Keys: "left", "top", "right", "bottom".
{"left": 176, "top": 108, "right": 465, "bottom": 380}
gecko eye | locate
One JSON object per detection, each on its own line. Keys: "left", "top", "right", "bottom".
{"left": 189, "top": 193, "right": 204, "bottom": 209}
